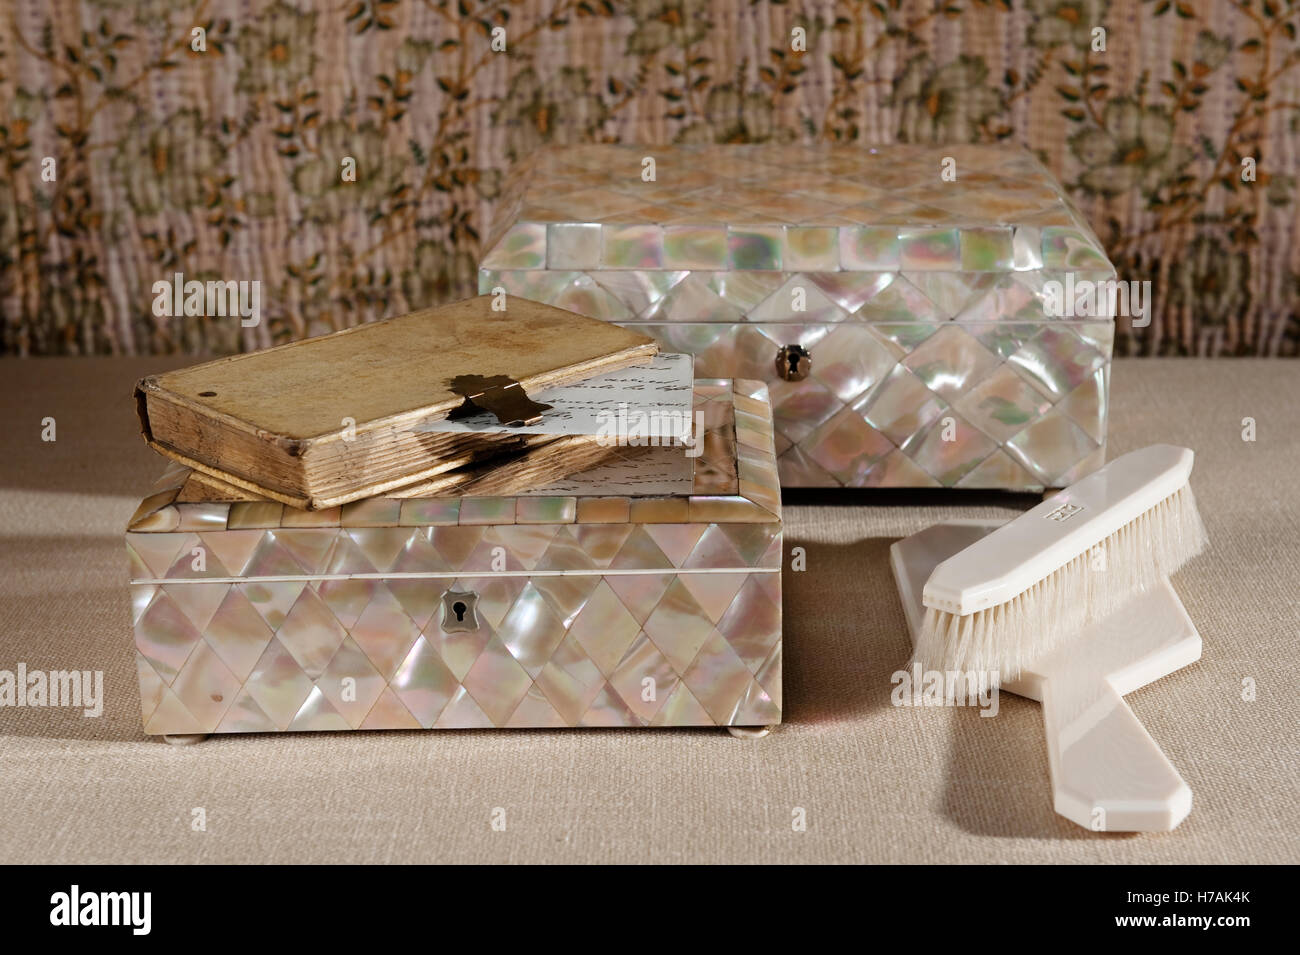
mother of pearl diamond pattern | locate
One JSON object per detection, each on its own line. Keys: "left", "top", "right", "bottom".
{"left": 478, "top": 144, "right": 1116, "bottom": 489}
{"left": 128, "top": 382, "right": 782, "bottom": 734}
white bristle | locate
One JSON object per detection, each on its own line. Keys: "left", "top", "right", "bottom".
{"left": 911, "top": 483, "right": 1207, "bottom": 683}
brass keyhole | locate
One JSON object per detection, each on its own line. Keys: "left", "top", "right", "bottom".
{"left": 775, "top": 344, "right": 811, "bottom": 381}
{"left": 452, "top": 601, "right": 467, "bottom": 622}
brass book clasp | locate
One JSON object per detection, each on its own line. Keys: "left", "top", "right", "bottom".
{"left": 447, "top": 374, "right": 552, "bottom": 427}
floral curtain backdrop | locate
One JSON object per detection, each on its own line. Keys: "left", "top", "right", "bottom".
{"left": 1, "top": 0, "right": 1298, "bottom": 357}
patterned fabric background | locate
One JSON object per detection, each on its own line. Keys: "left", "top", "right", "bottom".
{"left": 2, "top": 0, "right": 1298, "bottom": 357}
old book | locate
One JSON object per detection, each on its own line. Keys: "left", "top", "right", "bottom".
{"left": 134, "top": 295, "right": 658, "bottom": 509}
{"left": 172, "top": 354, "right": 696, "bottom": 503}
{"left": 174, "top": 436, "right": 661, "bottom": 503}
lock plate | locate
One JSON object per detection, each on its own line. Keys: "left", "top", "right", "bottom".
{"left": 440, "top": 589, "right": 480, "bottom": 632}
{"left": 775, "top": 344, "right": 811, "bottom": 381}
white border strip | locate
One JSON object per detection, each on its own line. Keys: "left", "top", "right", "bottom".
{"left": 130, "top": 566, "right": 781, "bottom": 585}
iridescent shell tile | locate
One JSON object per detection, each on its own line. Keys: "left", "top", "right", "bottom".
{"left": 784, "top": 228, "right": 839, "bottom": 271}
{"left": 688, "top": 495, "right": 770, "bottom": 523}
{"left": 1041, "top": 226, "right": 1111, "bottom": 271}
{"left": 663, "top": 226, "right": 728, "bottom": 269}
{"left": 227, "top": 502, "right": 284, "bottom": 530}
{"left": 546, "top": 222, "right": 602, "bottom": 269}
{"left": 569, "top": 525, "right": 637, "bottom": 568}
{"left": 859, "top": 449, "right": 941, "bottom": 488}
{"left": 124, "top": 532, "right": 185, "bottom": 578}
{"left": 515, "top": 496, "right": 577, "bottom": 524}
{"left": 602, "top": 224, "right": 664, "bottom": 268}
{"left": 340, "top": 498, "right": 401, "bottom": 528}
{"left": 135, "top": 592, "right": 204, "bottom": 683}
{"left": 643, "top": 275, "right": 741, "bottom": 322}
{"left": 858, "top": 281, "right": 945, "bottom": 326}
{"left": 480, "top": 222, "right": 546, "bottom": 269}
{"left": 901, "top": 413, "right": 999, "bottom": 487}
{"left": 1008, "top": 327, "right": 1105, "bottom": 400}
{"left": 804, "top": 408, "right": 895, "bottom": 485}
{"left": 345, "top": 527, "right": 417, "bottom": 573}
{"left": 174, "top": 503, "right": 229, "bottom": 531}
{"left": 733, "top": 389, "right": 769, "bottom": 415}
{"left": 734, "top": 407, "right": 775, "bottom": 441}
{"left": 728, "top": 227, "right": 783, "bottom": 270}
{"left": 575, "top": 497, "right": 631, "bottom": 524}
{"left": 628, "top": 497, "right": 691, "bottom": 523}
{"left": 734, "top": 421, "right": 775, "bottom": 456}
{"left": 857, "top": 366, "right": 947, "bottom": 446}
{"left": 681, "top": 630, "right": 761, "bottom": 725}
{"left": 1056, "top": 365, "right": 1108, "bottom": 443}
{"left": 708, "top": 272, "right": 786, "bottom": 311}
{"left": 458, "top": 497, "right": 516, "bottom": 525}
{"left": 955, "top": 448, "right": 1040, "bottom": 489}
{"left": 953, "top": 364, "right": 1053, "bottom": 443}
{"left": 1012, "top": 226, "right": 1044, "bottom": 271}
{"left": 1076, "top": 319, "right": 1116, "bottom": 354}
{"left": 128, "top": 499, "right": 179, "bottom": 531}
{"left": 738, "top": 479, "right": 780, "bottom": 516}
{"left": 281, "top": 506, "right": 341, "bottom": 528}
{"left": 483, "top": 524, "right": 564, "bottom": 571}
{"left": 839, "top": 226, "right": 900, "bottom": 270}
{"left": 1055, "top": 444, "right": 1107, "bottom": 485}
{"left": 391, "top": 636, "right": 461, "bottom": 727}
{"left": 898, "top": 227, "right": 961, "bottom": 271}
{"left": 319, "top": 637, "right": 388, "bottom": 728}
{"left": 482, "top": 268, "right": 577, "bottom": 303}
{"left": 960, "top": 227, "right": 1015, "bottom": 272}
{"left": 903, "top": 272, "right": 996, "bottom": 318}
{"left": 1006, "top": 410, "right": 1099, "bottom": 485}
{"left": 809, "top": 271, "right": 895, "bottom": 313}
{"left": 463, "top": 633, "right": 541, "bottom": 723}
{"left": 693, "top": 459, "right": 736, "bottom": 496}
{"left": 768, "top": 376, "right": 842, "bottom": 444}
{"left": 591, "top": 269, "right": 687, "bottom": 316}
{"left": 151, "top": 461, "right": 190, "bottom": 493}
{"left": 810, "top": 323, "right": 898, "bottom": 401}
{"left": 399, "top": 498, "right": 460, "bottom": 526}
{"left": 548, "top": 273, "right": 634, "bottom": 320}
{"left": 901, "top": 325, "right": 1000, "bottom": 401}
{"left": 967, "top": 320, "right": 1041, "bottom": 361}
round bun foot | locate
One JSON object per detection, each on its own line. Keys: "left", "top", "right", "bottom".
{"left": 726, "top": 725, "right": 773, "bottom": 739}
{"left": 162, "top": 733, "right": 209, "bottom": 746}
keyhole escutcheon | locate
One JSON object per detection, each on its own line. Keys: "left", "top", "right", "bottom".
{"left": 775, "top": 344, "right": 811, "bottom": 381}
{"left": 440, "top": 590, "right": 479, "bottom": 633}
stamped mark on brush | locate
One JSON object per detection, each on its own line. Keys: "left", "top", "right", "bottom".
{"left": 1046, "top": 502, "right": 1086, "bottom": 523}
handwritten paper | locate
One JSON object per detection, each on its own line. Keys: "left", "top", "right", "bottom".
{"left": 416, "top": 352, "right": 695, "bottom": 438}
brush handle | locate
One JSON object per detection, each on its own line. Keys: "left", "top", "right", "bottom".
{"left": 1039, "top": 648, "right": 1193, "bottom": 832}
{"left": 924, "top": 444, "right": 1193, "bottom": 615}
{"left": 1029, "top": 576, "right": 1199, "bottom": 832}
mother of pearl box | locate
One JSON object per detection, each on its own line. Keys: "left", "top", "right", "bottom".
{"left": 479, "top": 144, "right": 1117, "bottom": 490}
{"left": 127, "top": 380, "right": 782, "bottom": 735}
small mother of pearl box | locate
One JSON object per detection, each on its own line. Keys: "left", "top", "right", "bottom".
{"left": 479, "top": 144, "right": 1116, "bottom": 490}
{"left": 127, "top": 380, "right": 782, "bottom": 735}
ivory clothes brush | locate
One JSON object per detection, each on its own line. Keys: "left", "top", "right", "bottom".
{"left": 892, "top": 444, "right": 1209, "bottom": 831}
{"left": 911, "top": 444, "right": 1208, "bottom": 684}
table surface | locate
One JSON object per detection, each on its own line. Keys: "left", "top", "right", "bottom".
{"left": 0, "top": 357, "right": 1296, "bottom": 864}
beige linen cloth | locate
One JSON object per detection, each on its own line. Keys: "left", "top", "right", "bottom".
{"left": 0, "top": 357, "right": 1295, "bottom": 864}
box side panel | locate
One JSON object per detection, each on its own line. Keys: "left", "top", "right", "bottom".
{"left": 132, "top": 560, "right": 781, "bottom": 734}
{"left": 480, "top": 268, "right": 1111, "bottom": 489}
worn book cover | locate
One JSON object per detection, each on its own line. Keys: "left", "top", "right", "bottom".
{"left": 134, "top": 295, "right": 658, "bottom": 509}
